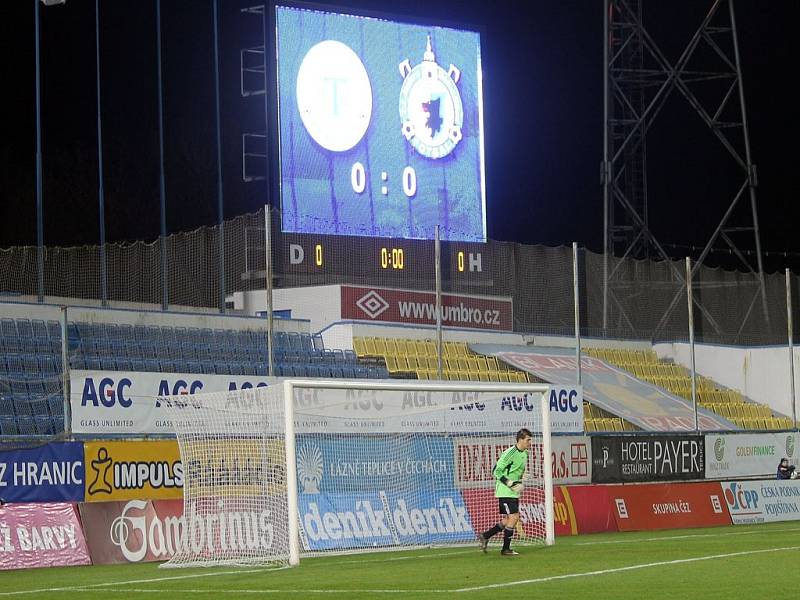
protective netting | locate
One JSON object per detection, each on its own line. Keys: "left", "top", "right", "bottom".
{"left": 0, "top": 206, "right": 790, "bottom": 346}
{"left": 160, "top": 380, "right": 552, "bottom": 568}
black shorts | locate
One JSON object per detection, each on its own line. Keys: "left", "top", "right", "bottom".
{"left": 498, "top": 497, "right": 519, "bottom": 516}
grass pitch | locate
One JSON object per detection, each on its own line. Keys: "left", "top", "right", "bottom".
{"left": 2, "top": 522, "right": 798, "bottom": 599}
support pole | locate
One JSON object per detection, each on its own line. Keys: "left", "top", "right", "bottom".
{"left": 687, "top": 257, "right": 698, "bottom": 431}
{"left": 787, "top": 269, "right": 796, "bottom": 429}
{"left": 60, "top": 306, "right": 71, "bottom": 436}
{"left": 212, "top": 0, "right": 225, "bottom": 313}
{"left": 95, "top": 0, "right": 108, "bottom": 306}
{"left": 435, "top": 225, "right": 443, "bottom": 380}
{"left": 573, "top": 242, "right": 582, "bottom": 385}
{"left": 540, "top": 389, "right": 554, "bottom": 546}
{"left": 265, "top": 207, "right": 274, "bottom": 377}
{"left": 283, "top": 381, "right": 299, "bottom": 566}
{"left": 34, "top": 0, "right": 45, "bottom": 303}
{"left": 156, "top": 0, "right": 169, "bottom": 310}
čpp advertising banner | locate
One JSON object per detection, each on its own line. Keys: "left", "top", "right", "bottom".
{"left": 723, "top": 479, "right": 800, "bottom": 525}
{"left": 72, "top": 370, "right": 582, "bottom": 435}
{"left": 0, "top": 503, "right": 91, "bottom": 571}
{"left": 453, "top": 435, "right": 591, "bottom": 487}
{"left": 473, "top": 345, "right": 736, "bottom": 432}
{"left": 299, "top": 491, "right": 473, "bottom": 551}
{"left": 70, "top": 370, "right": 279, "bottom": 434}
{"left": 83, "top": 440, "right": 182, "bottom": 502}
{"left": 706, "top": 433, "right": 800, "bottom": 479}
{"left": 610, "top": 482, "right": 730, "bottom": 532}
{"left": 0, "top": 442, "right": 84, "bottom": 503}
{"left": 592, "top": 435, "right": 705, "bottom": 483}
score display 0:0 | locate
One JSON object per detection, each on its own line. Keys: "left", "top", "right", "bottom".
{"left": 351, "top": 163, "right": 417, "bottom": 197}
{"left": 380, "top": 247, "right": 405, "bottom": 269}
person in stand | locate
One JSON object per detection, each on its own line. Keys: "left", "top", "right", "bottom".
{"left": 478, "top": 428, "right": 533, "bottom": 556}
{"left": 776, "top": 457, "right": 796, "bottom": 480}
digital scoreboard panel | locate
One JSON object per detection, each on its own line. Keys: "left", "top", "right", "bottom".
{"left": 275, "top": 4, "right": 486, "bottom": 243}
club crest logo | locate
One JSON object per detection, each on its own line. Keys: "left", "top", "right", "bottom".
{"left": 297, "top": 444, "right": 324, "bottom": 495}
{"left": 399, "top": 36, "right": 463, "bottom": 159}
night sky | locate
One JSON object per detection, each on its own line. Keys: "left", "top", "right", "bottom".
{"left": 1, "top": 0, "right": 796, "bottom": 271}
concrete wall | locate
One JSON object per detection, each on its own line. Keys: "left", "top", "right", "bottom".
{"left": 655, "top": 341, "right": 799, "bottom": 419}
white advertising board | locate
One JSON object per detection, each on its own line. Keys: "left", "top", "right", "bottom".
{"left": 70, "top": 371, "right": 583, "bottom": 436}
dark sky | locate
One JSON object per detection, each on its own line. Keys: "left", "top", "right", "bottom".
{"left": 1, "top": 0, "right": 796, "bottom": 271}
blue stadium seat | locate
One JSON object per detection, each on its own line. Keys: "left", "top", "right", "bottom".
{"left": 118, "top": 324, "right": 133, "bottom": 341}
{"left": 145, "top": 359, "right": 160, "bottom": 373}
{"left": 0, "top": 416, "right": 19, "bottom": 436}
{"left": 115, "top": 358, "right": 130, "bottom": 372}
{"left": 16, "top": 319, "right": 33, "bottom": 339}
{"left": 200, "top": 361, "right": 215, "bottom": 375}
{"left": 328, "top": 366, "right": 344, "bottom": 378}
{"left": 342, "top": 367, "right": 355, "bottom": 378}
{"left": 186, "top": 361, "right": 202, "bottom": 374}
{"left": 47, "top": 320, "right": 62, "bottom": 340}
{"left": 306, "top": 365, "right": 321, "bottom": 378}
{"left": 172, "top": 359, "right": 189, "bottom": 374}
{"left": 23, "top": 354, "right": 40, "bottom": 374}
{"left": 47, "top": 394, "right": 64, "bottom": 416}
{"left": 130, "top": 359, "right": 146, "bottom": 372}
{"left": 215, "top": 363, "right": 231, "bottom": 375}
{"left": 70, "top": 356, "right": 87, "bottom": 370}
{"left": 161, "top": 326, "right": 177, "bottom": 346}
{"left": 35, "top": 415, "right": 54, "bottom": 436}
{"left": 27, "top": 381, "right": 46, "bottom": 396}
{"left": 228, "top": 362, "right": 244, "bottom": 376}
{"left": 354, "top": 366, "right": 369, "bottom": 378}
{"left": 0, "top": 395, "right": 15, "bottom": 417}
{"left": 159, "top": 360, "right": 176, "bottom": 373}
{"left": 44, "top": 380, "right": 62, "bottom": 396}
{"left": 180, "top": 342, "right": 197, "bottom": 360}
{"left": 16, "top": 415, "right": 37, "bottom": 436}
{"left": 274, "top": 332, "right": 289, "bottom": 349}
{"left": 32, "top": 319, "right": 48, "bottom": 339}
{"left": 104, "top": 323, "right": 120, "bottom": 340}
{"left": 7, "top": 355, "right": 24, "bottom": 376}
{"left": 2, "top": 318, "right": 18, "bottom": 338}
{"left": 2, "top": 336, "right": 22, "bottom": 353}
{"left": 99, "top": 356, "right": 117, "bottom": 371}
{"left": 20, "top": 337, "right": 37, "bottom": 354}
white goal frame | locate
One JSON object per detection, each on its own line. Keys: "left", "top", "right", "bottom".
{"left": 279, "top": 379, "right": 554, "bottom": 566}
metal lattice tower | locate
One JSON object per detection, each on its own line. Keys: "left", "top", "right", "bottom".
{"left": 602, "top": 0, "right": 768, "bottom": 337}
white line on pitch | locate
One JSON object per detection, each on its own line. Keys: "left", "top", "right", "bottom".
{"left": 575, "top": 526, "right": 800, "bottom": 545}
{"left": 454, "top": 545, "right": 800, "bottom": 592}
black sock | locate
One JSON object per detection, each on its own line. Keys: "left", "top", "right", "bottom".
{"left": 502, "top": 527, "right": 514, "bottom": 550}
{"left": 481, "top": 524, "right": 503, "bottom": 539}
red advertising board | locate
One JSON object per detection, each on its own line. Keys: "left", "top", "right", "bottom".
{"left": 0, "top": 503, "right": 91, "bottom": 570}
{"left": 462, "top": 487, "right": 565, "bottom": 537}
{"left": 609, "top": 482, "right": 731, "bottom": 532}
{"left": 79, "top": 499, "right": 185, "bottom": 564}
{"left": 561, "top": 485, "right": 618, "bottom": 535}
{"left": 341, "top": 285, "right": 513, "bottom": 331}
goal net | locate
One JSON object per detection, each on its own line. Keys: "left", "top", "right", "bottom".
{"left": 159, "top": 380, "right": 553, "bottom": 569}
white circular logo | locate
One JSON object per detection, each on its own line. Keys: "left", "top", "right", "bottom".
{"left": 296, "top": 40, "right": 372, "bottom": 152}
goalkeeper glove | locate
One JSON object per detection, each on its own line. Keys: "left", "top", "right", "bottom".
{"left": 509, "top": 481, "right": 524, "bottom": 493}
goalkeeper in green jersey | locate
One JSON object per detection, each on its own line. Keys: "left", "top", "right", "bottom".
{"left": 478, "top": 428, "right": 533, "bottom": 556}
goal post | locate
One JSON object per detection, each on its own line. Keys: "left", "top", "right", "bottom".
{"left": 160, "top": 379, "right": 553, "bottom": 569}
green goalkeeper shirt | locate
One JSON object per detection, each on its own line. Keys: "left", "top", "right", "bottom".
{"left": 493, "top": 444, "right": 528, "bottom": 498}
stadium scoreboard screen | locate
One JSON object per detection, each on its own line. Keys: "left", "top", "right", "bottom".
{"left": 273, "top": 3, "right": 488, "bottom": 282}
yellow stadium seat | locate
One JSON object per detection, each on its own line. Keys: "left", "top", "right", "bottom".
{"left": 383, "top": 338, "right": 398, "bottom": 356}
{"left": 486, "top": 356, "right": 500, "bottom": 372}
{"left": 353, "top": 337, "right": 367, "bottom": 357}
{"left": 363, "top": 337, "right": 378, "bottom": 356}
{"left": 373, "top": 337, "right": 388, "bottom": 356}
{"left": 499, "top": 372, "right": 510, "bottom": 383}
